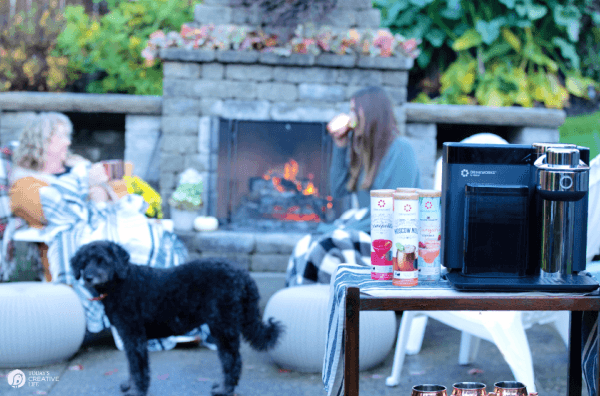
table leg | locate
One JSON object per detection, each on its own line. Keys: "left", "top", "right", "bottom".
{"left": 568, "top": 311, "right": 583, "bottom": 396}
{"left": 344, "top": 286, "right": 360, "bottom": 396}
{"left": 597, "top": 310, "right": 600, "bottom": 396}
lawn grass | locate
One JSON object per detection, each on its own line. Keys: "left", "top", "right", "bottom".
{"left": 559, "top": 111, "right": 600, "bottom": 161}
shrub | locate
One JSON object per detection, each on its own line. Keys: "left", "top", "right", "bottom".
{"left": 56, "top": 0, "right": 198, "bottom": 95}
{"left": 375, "top": 0, "right": 600, "bottom": 108}
{"left": 0, "top": 1, "right": 74, "bottom": 92}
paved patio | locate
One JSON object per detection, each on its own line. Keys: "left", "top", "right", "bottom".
{"left": 0, "top": 315, "right": 582, "bottom": 396}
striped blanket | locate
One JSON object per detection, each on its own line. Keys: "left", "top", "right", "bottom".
{"left": 38, "top": 163, "right": 208, "bottom": 351}
{"left": 323, "top": 264, "right": 599, "bottom": 396}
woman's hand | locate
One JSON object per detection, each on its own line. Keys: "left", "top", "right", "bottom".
{"left": 89, "top": 163, "right": 109, "bottom": 186}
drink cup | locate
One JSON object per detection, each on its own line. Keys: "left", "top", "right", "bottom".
{"left": 451, "top": 382, "right": 487, "bottom": 396}
{"left": 412, "top": 384, "right": 448, "bottom": 396}
{"left": 491, "top": 381, "right": 528, "bottom": 396}
{"left": 327, "top": 113, "right": 357, "bottom": 136}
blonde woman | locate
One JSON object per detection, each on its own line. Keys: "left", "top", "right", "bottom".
{"left": 6, "top": 113, "right": 213, "bottom": 352}
{"left": 9, "top": 112, "right": 129, "bottom": 281}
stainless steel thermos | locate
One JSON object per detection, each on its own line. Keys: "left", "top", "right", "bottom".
{"left": 534, "top": 146, "right": 589, "bottom": 278}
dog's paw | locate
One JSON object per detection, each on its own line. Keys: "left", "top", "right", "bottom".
{"left": 123, "top": 389, "right": 145, "bottom": 396}
{"left": 211, "top": 382, "right": 234, "bottom": 396}
{"left": 120, "top": 380, "right": 144, "bottom": 396}
{"left": 120, "top": 380, "right": 131, "bottom": 392}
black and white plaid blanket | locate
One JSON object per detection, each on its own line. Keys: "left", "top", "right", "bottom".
{"left": 285, "top": 228, "right": 371, "bottom": 287}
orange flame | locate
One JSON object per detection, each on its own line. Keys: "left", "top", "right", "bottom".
{"left": 261, "top": 158, "right": 332, "bottom": 222}
{"left": 303, "top": 182, "right": 316, "bottom": 196}
{"left": 284, "top": 160, "right": 299, "bottom": 181}
{"left": 263, "top": 159, "right": 320, "bottom": 197}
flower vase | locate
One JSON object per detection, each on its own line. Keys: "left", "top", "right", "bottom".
{"left": 170, "top": 206, "right": 201, "bottom": 231}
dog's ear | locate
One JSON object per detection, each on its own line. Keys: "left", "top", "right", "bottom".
{"left": 70, "top": 249, "right": 86, "bottom": 280}
{"left": 108, "top": 242, "right": 130, "bottom": 280}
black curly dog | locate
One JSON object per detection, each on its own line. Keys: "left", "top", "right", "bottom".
{"left": 71, "top": 240, "right": 283, "bottom": 396}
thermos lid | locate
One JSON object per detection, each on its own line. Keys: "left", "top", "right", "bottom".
{"left": 535, "top": 147, "right": 589, "bottom": 196}
{"left": 532, "top": 142, "right": 577, "bottom": 158}
{"left": 370, "top": 189, "right": 395, "bottom": 197}
{"left": 546, "top": 147, "right": 580, "bottom": 167}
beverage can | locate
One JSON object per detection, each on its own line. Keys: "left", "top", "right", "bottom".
{"left": 392, "top": 192, "right": 419, "bottom": 287}
{"left": 418, "top": 190, "right": 442, "bottom": 281}
{"left": 370, "top": 189, "right": 395, "bottom": 280}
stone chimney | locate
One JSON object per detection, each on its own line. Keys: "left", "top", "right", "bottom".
{"left": 193, "top": 0, "right": 381, "bottom": 30}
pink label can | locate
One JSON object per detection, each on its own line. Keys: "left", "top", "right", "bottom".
{"left": 418, "top": 190, "right": 442, "bottom": 281}
{"left": 370, "top": 189, "right": 395, "bottom": 280}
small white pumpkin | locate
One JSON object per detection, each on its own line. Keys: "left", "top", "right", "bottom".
{"left": 193, "top": 216, "right": 219, "bottom": 232}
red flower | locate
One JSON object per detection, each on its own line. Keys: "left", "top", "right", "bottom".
{"left": 180, "top": 24, "right": 194, "bottom": 38}
{"left": 402, "top": 38, "right": 419, "bottom": 54}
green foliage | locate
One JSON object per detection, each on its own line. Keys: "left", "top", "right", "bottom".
{"left": 0, "top": 1, "right": 75, "bottom": 92}
{"left": 560, "top": 111, "right": 600, "bottom": 161}
{"left": 375, "top": 0, "right": 600, "bottom": 108}
{"left": 55, "top": 0, "right": 198, "bottom": 95}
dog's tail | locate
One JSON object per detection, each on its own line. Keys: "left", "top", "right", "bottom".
{"left": 241, "top": 276, "right": 283, "bottom": 351}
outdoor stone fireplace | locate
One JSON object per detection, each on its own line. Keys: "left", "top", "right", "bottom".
{"left": 158, "top": 50, "right": 419, "bottom": 224}
{"left": 156, "top": 0, "right": 428, "bottom": 229}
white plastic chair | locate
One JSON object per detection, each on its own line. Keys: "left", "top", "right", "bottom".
{"left": 587, "top": 154, "right": 600, "bottom": 262}
{"left": 385, "top": 310, "right": 569, "bottom": 392}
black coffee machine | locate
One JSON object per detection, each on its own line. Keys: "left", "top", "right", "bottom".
{"left": 441, "top": 142, "right": 599, "bottom": 292}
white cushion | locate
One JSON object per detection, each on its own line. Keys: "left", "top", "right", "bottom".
{"left": 0, "top": 282, "right": 86, "bottom": 368}
{"left": 263, "top": 284, "right": 396, "bottom": 373}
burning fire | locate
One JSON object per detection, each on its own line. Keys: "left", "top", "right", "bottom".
{"left": 262, "top": 159, "right": 330, "bottom": 222}
{"left": 263, "top": 159, "right": 318, "bottom": 197}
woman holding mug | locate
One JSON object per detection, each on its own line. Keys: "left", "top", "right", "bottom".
{"left": 286, "top": 86, "right": 422, "bottom": 286}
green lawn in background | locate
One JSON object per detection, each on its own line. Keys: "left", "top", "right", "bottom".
{"left": 559, "top": 111, "right": 600, "bottom": 161}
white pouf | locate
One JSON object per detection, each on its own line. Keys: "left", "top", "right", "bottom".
{"left": 0, "top": 282, "right": 86, "bottom": 368}
{"left": 263, "top": 284, "right": 396, "bottom": 373}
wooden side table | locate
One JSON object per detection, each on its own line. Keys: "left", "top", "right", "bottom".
{"left": 343, "top": 286, "right": 600, "bottom": 396}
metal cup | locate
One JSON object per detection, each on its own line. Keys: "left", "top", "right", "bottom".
{"left": 412, "top": 384, "right": 448, "bottom": 396}
{"left": 492, "top": 381, "right": 527, "bottom": 396}
{"left": 450, "top": 382, "right": 487, "bottom": 396}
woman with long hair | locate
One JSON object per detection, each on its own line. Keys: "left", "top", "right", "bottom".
{"left": 327, "top": 85, "right": 421, "bottom": 232}
{"left": 286, "top": 86, "right": 422, "bottom": 286}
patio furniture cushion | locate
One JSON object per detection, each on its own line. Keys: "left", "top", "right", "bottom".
{"left": 0, "top": 282, "right": 86, "bottom": 368}
{"left": 263, "top": 284, "right": 396, "bottom": 373}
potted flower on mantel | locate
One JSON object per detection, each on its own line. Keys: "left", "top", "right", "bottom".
{"left": 169, "top": 169, "right": 204, "bottom": 231}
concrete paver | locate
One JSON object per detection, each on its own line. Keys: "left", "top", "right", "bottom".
{"left": 0, "top": 317, "right": 585, "bottom": 396}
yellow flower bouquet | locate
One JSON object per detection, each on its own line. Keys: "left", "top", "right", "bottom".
{"left": 123, "top": 176, "right": 163, "bottom": 219}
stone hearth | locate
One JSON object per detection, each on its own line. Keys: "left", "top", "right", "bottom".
{"left": 178, "top": 230, "right": 305, "bottom": 272}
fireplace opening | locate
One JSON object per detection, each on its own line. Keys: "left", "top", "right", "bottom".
{"left": 216, "top": 118, "right": 343, "bottom": 232}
